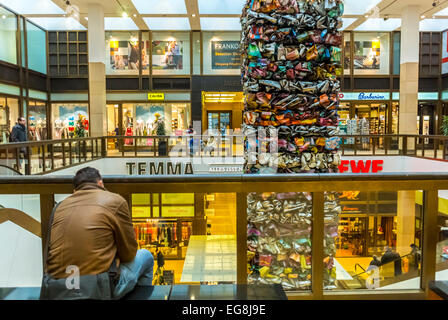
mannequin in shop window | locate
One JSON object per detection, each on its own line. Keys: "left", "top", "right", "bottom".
{"left": 54, "top": 119, "right": 63, "bottom": 140}
{"left": 125, "top": 125, "right": 134, "bottom": 146}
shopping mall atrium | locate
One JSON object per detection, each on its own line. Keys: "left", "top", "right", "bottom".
{"left": 1, "top": 0, "right": 448, "bottom": 302}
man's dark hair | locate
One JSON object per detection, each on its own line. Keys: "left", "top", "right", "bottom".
{"left": 18, "top": 117, "right": 25, "bottom": 122}
{"left": 73, "top": 167, "right": 102, "bottom": 189}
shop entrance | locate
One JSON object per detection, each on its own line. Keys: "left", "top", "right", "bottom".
{"left": 202, "top": 92, "right": 243, "bottom": 134}
{"left": 207, "top": 111, "right": 231, "bottom": 135}
{"left": 338, "top": 102, "right": 392, "bottom": 135}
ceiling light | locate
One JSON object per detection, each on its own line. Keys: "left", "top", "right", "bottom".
{"left": 122, "top": 12, "right": 128, "bottom": 18}
{"left": 192, "top": 14, "right": 196, "bottom": 17}
{"left": 133, "top": 13, "right": 137, "bottom": 17}
{"left": 421, "top": 15, "right": 425, "bottom": 19}
{"left": 84, "top": 17, "right": 88, "bottom": 20}
{"left": 365, "top": 14, "right": 369, "bottom": 18}
{"left": 1, "top": 15, "right": 6, "bottom": 19}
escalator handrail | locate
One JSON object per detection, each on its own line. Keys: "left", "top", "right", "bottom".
{"left": 350, "top": 253, "right": 415, "bottom": 279}
{"left": 354, "top": 263, "right": 366, "bottom": 273}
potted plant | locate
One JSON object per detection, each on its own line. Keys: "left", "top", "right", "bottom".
{"left": 441, "top": 115, "right": 448, "bottom": 136}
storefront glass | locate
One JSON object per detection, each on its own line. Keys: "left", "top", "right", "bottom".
{"left": 327, "top": 190, "right": 422, "bottom": 291}
{"left": 122, "top": 103, "right": 191, "bottom": 138}
{"left": 28, "top": 101, "right": 47, "bottom": 141}
{"left": 152, "top": 32, "right": 190, "bottom": 75}
{"left": 391, "top": 103, "right": 399, "bottom": 134}
{"left": 202, "top": 92, "right": 244, "bottom": 134}
{"left": 0, "top": 6, "right": 17, "bottom": 65}
{"left": 131, "top": 192, "right": 237, "bottom": 285}
{"left": 52, "top": 103, "right": 89, "bottom": 139}
{"left": 353, "top": 33, "right": 390, "bottom": 75}
{"left": 202, "top": 32, "right": 241, "bottom": 75}
{"left": 105, "top": 31, "right": 142, "bottom": 75}
{"left": 0, "top": 96, "right": 19, "bottom": 143}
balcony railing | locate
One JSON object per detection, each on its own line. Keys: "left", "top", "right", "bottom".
{"left": 0, "top": 134, "right": 447, "bottom": 175}
{"left": 0, "top": 173, "right": 445, "bottom": 299}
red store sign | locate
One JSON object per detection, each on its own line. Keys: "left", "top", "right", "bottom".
{"left": 338, "top": 160, "right": 384, "bottom": 173}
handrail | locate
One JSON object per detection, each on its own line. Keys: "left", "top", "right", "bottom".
{"left": 351, "top": 253, "right": 415, "bottom": 280}
{"left": 354, "top": 263, "right": 366, "bottom": 273}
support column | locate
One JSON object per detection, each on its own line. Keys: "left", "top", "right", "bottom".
{"left": 396, "top": 191, "right": 416, "bottom": 256}
{"left": 399, "top": 6, "right": 419, "bottom": 143}
{"left": 88, "top": 4, "right": 106, "bottom": 137}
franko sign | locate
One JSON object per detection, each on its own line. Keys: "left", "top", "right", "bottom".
{"left": 126, "top": 162, "right": 194, "bottom": 175}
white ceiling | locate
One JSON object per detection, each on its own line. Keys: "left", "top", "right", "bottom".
{"left": 1, "top": 0, "right": 448, "bottom": 31}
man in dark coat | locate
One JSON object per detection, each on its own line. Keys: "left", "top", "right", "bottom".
{"left": 381, "top": 247, "right": 402, "bottom": 276}
{"left": 10, "top": 117, "right": 28, "bottom": 162}
{"left": 10, "top": 117, "right": 27, "bottom": 143}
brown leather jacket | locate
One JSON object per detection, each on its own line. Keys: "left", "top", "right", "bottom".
{"left": 47, "top": 183, "right": 137, "bottom": 278}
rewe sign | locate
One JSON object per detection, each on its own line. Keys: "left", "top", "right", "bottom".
{"left": 338, "top": 160, "right": 384, "bottom": 173}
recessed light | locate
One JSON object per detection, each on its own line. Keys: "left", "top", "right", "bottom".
{"left": 192, "top": 14, "right": 196, "bottom": 17}
{"left": 122, "top": 12, "right": 128, "bottom": 18}
{"left": 421, "top": 15, "right": 425, "bottom": 19}
{"left": 84, "top": 17, "right": 88, "bottom": 20}
{"left": 364, "top": 15, "right": 369, "bottom": 18}
{"left": 133, "top": 14, "right": 137, "bottom": 17}
{"left": 1, "top": 15, "right": 6, "bottom": 19}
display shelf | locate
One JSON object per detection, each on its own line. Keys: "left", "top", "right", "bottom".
{"left": 47, "top": 31, "right": 88, "bottom": 77}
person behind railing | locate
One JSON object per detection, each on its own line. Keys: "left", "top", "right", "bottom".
{"left": 10, "top": 117, "right": 28, "bottom": 166}
{"left": 409, "top": 244, "right": 421, "bottom": 271}
{"left": 367, "top": 255, "right": 382, "bottom": 272}
{"left": 186, "top": 125, "right": 195, "bottom": 156}
{"left": 380, "top": 246, "right": 402, "bottom": 277}
{"left": 45, "top": 167, "right": 154, "bottom": 299}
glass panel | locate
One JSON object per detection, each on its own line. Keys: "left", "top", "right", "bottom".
{"left": 132, "top": 192, "right": 236, "bottom": 285}
{"left": 26, "top": 21, "right": 46, "bottom": 74}
{"left": 132, "top": 193, "right": 151, "bottom": 205}
{"left": 247, "top": 192, "right": 313, "bottom": 291}
{"left": 192, "top": 31, "right": 201, "bottom": 74}
{"left": 105, "top": 31, "right": 140, "bottom": 75}
{"left": 436, "top": 190, "right": 448, "bottom": 281}
{"left": 132, "top": 206, "right": 151, "bottom": 218}
{"left": 393, "top": 32, "right": 401, "bottom": 75}
{"left": 0, "top": 194, "right": 42, "bottom": 287}
{"left": 141, "top": 31, "right": 150, "bottom": 75}
{"left": 0, "top": 7, "right": 17, "bottom": 65}
{"left": 0, "top": 97, "right": 19, "bottom": 143}
{"left": 161, "top": 206, "right": 194, "bottom": 217}
{"left": 152, "top": 32, "right": 190, "bottom": 75}
{"left": 327, "top": 190, "right": 421, "bottom": 291}
{"left": 52, "top": 103, "right": 89, "bottom": 139}
{"left": 344, "top": 32, "right": 350, "bottom": 75}
{"left": 203, "top": 31, "right": 241, "bottom": 75}
{"left": 162, "top": 193, "right": 194, "bottom": 205}
{"left": 28, "top": 101, "right": 47, "bottom": 141}
{"left": 354, "top": 32, "right": 390, "bottom": 75}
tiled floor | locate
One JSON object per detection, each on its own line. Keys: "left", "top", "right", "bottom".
{"left": 181, "top": 235, "right": 237, "bottom": 283}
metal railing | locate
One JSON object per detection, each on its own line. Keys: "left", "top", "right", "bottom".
{"left": 0, "top": 173, "right": 445, "bottom": 299}
{"left": 1, "top": 134, "right": 448, "bottom": 175}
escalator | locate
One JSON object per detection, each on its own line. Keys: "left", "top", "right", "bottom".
{"left": 337, "top": 244, "right": 448, "bottom": 290}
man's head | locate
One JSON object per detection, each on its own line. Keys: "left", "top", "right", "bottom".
{"left": 73, "top": 167, "right": 104, "bottom": 190}
{"left": 17, "top": 117, "right": 25, "bottom": 126}
{"left": 410, "top": 244, "right": 417, "bottom": 249}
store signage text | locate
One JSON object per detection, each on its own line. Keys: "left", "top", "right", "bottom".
{"left": 126, "top": 162, "right": 193, "bottom": 175}
{"left": 148, "top": 93, "right": 165, "bottom": 101}
{"left": 338, "top": 160, "right": 384, "bottom": 173}
{"left": 339, "top": 92, "right": 389, "bottom": 101}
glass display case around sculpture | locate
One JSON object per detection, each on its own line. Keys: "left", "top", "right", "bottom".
{"left": 241, "top": 0, "right": 344, "bottom": 291}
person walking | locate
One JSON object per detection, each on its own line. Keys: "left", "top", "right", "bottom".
{"left": 10, "top": 117, "right": 28, "bottom": 168}
{"left": 409, "top": 244, "right": 421, "bottom": 271}
{"left": 45, "top": 167, "right": 154, "bottom": 299}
